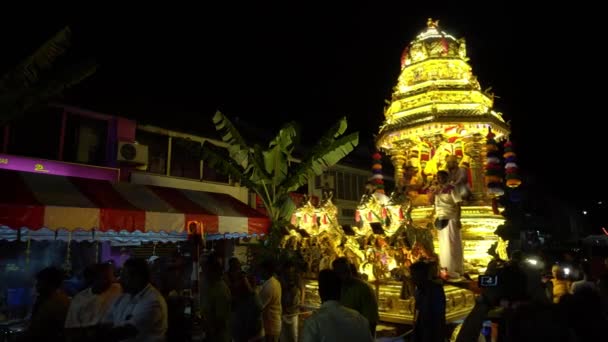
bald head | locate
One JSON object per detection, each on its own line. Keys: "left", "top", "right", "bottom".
{"left": 332, "top": 257, "right": 352, "bottom": 281}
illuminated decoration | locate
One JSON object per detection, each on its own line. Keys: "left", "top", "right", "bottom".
{"left": 291, "top": 19, "right": 519, "bottom": 325}
{"left": 290, "top": 197, "right": 319, "bottom": 236}
{"left": 485, "top": 128, "right": 504, "bottom": 197}
{"left": 371, "top": 151, "right": 385, "bottom": 194}
{"left": 187, "top": 221, "right": 203, "bottom": 236}
{"left": 602, "top": 227, "right": 608, "bottom": 236}
{"left": 376, "top": 18, "right": 513, "bottom": 275}
{"left": 503, "top": 140, "right": 522, "bottom": 188}
{"left": 378, "top": 18, "right": 509, "bottom": 169}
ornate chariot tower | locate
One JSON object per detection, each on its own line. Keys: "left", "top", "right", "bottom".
{"left": 377, "top": 19, "right": 510, "bottom": 270}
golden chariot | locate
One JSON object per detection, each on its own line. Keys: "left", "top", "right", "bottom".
{"left": 286, "top": 19, "right": 513, "bottom": 325}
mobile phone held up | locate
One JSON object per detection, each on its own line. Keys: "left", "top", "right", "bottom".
{"left": 478, "top": 275, "right": 498, "bottom": 287}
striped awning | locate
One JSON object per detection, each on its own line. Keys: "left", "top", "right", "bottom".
{"left": 0, "top": 170, "right": 270, "bottom": 240}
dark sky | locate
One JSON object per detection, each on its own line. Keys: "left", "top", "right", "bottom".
{"left": 1, "top": 3, "right": 605, "bottom": 208}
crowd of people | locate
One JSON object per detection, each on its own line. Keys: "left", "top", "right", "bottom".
{"left": 200, "top": 254, "right": 381, "bottom": 342}
{"left": 22, "top": 258, "right": 167, "bottom": 341}
{"left": 13, "top": 251, "right": 384, "bottom": 342}
{"left": 455, "top": 253, "right": 608, "bottom": 342}
{"left": 11, "top": 244, "right": 608, "bottom": 342}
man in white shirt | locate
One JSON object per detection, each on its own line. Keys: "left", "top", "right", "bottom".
{"left": 301, "top": 269, "right": 373, "bottom": 342}
{"left": 258, "top": 258, "right": 282, "bottom": 342}
{"left": 65, "top": 263, "right": 122, "bottom": 339}
{"left": 104, "top": 258, "right": 168, "bottom": 342}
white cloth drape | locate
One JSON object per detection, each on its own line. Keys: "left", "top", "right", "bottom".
{"left": 437, "top": 219, "right": 464, "bottom": 276}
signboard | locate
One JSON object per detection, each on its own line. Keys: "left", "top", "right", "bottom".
{"left": 0, "top": 153, "right": 120, "bottom": 182}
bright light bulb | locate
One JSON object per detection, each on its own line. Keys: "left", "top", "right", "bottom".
{"left": 583, "top": 211, "right": 588, "bottom": 215}
{"left": 564, "top": 268, "right": 570, "bottom": 275}
{"left": 526, "top": 258, "right": 538, "bottom": 266}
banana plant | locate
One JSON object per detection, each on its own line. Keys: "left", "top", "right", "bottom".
{"left": 201, "top": 111, "right": 359, "bottom": 244}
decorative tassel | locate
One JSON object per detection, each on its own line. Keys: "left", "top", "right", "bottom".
{"left": 503, "top": 140, "right": 522, "bottom": 188}
{"left": 485, "top": 128, "right": 504, "bottom": 197}
{"left": 371, "top": 151, "right": 385, "bottom": 194}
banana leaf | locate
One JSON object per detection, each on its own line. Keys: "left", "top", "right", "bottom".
{"left": 263, "top": 123, "right": 297, "bottom": 186}
{"left": 212, "top": 111, "right": 250, "bottom": 169}
{"left": 284, "top": 131, "right": 358, "bottom": 192}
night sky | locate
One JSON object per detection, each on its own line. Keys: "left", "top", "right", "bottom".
{"left": 1, "top": 4, "right": 606, "bottom": 216}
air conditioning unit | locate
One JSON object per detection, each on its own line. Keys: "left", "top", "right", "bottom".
{"left": 317, "top": 174, "right": 335, "bottom": 190}
{"left": 117, "top": 142, "right": 148, "bottom": 165}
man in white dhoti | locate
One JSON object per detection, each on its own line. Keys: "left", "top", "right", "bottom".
{"left": 432, "top": 170, "right": 464, "bottom": 278}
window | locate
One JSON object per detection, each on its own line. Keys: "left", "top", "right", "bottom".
{"left": 344, "top": 173, "right": 353, "bottom": 200}
{"left": 315, "top": 175, "right": 321, "bottom": 188}
{"left": 136, "top": 130, "right": 168, "bottom": 175}
{"left": 8, "top": 108, "right": 62, "bottom": 160}
{"left": 63, "top": 113, "right": 108, "bottom": 165}
{"left": 333, "top": 171, "right": 365, "bottom": 201}
{"left": 202, "top": 160, "right": 229, "bottom": 183}
{"left": 358, "top": 175, "right": 368, "bottom": 198}
{"left": 336, "top": 172, "right": 345, "bottom": 200}
{"left": 170, "top": 138, "right": 200, "bottom": 179}
{"left": 201, "top": 144, "right": 229, "bottom": 183}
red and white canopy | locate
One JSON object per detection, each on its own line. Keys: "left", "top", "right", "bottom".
{"left": 0, "top": 170, "right": 269, "bottom": 241}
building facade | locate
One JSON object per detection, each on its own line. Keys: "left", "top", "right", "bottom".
{"left": 1, "top": 104, "right": 372, "bottom": 226}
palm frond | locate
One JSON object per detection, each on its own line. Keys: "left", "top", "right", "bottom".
{"left": 284, "top": 132, "right": 359, "bottom": 192}
{"left": 0, "top": 27, "right": 72, "bottom": 91}
{"left": 0, "top": 58, "right": 97, "bottom": 124}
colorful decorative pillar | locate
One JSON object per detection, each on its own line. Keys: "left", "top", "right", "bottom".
{"left": 464, "top": 133, "right": 486, "bottom": 203}
{"left": 390, "top": 152, "right": 407, "bottom": 186}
